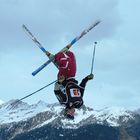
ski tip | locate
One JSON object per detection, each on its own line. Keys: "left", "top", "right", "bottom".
{"left": 22, "top": 24, "right": 25, "bottom": 28}
{"left": 32, "top": 72, "right": 36, "bottom": 76}
{"left": 22, "top": 24, "right": 28, "bottom": 30}
{"left": 95, "top": 20, "right": 101, "bottom": 25}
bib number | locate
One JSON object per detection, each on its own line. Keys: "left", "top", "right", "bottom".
{"left": 70, "top": 88, "right": 81, "bottom": 97}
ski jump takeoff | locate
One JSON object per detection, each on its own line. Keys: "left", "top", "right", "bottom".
{"left": 22, "top": 20, "right": 100, "bottom": 119}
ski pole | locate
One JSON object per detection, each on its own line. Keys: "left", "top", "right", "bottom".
{"left": 90, "top": 42, "right": 97, "bottom": 74}
{"left": 10, "top": 80, "right": 57, "bottom": 109}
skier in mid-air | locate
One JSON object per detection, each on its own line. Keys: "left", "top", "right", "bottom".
{"left": 21, "top": 21, "right": 100, "bottom": 119}
{"left": 54, "top": 49, "right": 93, "bottom": 119}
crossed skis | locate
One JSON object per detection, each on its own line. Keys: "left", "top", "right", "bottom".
{"left": 22, "top": 20, "right": 101, "bottom": 76}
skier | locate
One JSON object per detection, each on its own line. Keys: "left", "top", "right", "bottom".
{"left": 54, "top": 50, "right": 93, "bottom": 119}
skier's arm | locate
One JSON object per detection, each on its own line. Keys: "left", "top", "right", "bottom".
{"left": 80, "top": 74, "right": 94, "bottom": 88}
{"left": 79, "top": 74, "right": 94, "bottom": 97}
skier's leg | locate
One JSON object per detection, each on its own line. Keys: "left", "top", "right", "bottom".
{"left": 54, "top": 82, "right": 66, "bottom": 104}
{"left": 72, "top": 100, "right": 83, "bottom": 108}
{"left": 64, "top": 107, "right": 75, "bottom": 120}
{"left": 66, "top": 51, "right": 76, "bottom": 77}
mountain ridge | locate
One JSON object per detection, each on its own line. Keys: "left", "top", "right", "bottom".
{"left": 0, "top": 99, "right": 140, "bottom": 140}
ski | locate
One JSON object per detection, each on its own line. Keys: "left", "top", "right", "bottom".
{"left": 32, "top": 59, "right": 52, "bottom": 76}
{"left": 22, "top": 24, "right": 51, "bottom": 56}
{"left": 32, "top": 20, "right": 101, "bottom": 76}
{"left": 22, "top": 24, "right": 58, "bottom": 69}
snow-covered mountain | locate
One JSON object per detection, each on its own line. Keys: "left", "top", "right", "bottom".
{"left": 0, "top": 99, "right": 140, "bottom": 140}
{"left": 0, "top": 99, "right": 4, "bottom": 105}
{"left": 0, "top": 99, "right": 135, "bottom": 127}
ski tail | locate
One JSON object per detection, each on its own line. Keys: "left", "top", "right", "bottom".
{"left": 22, "top": 24, "right": 51, "bottom": 56}
{"left": 32, "top": 59, "right": 53, "bottom": 76}
{"left": 22, "top": 24, "right": 58, "bottom": 73}
{"left": 70, "top": 20, "right": 101, "bottom": 46}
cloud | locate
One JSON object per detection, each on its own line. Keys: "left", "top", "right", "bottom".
{"left": 0, "top": 0, "right": 121, "bottom": 52}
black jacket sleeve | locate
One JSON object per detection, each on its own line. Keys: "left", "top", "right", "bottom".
{"left": 79, "top": 76, "right": 89, "bottom": 97}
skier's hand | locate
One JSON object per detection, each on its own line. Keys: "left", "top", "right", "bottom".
{"left": 60, "top": 44, "right": 71, "bottom": 53}
{"left": 58, "top": 75, "right": 65, "bottom": 83}
{"left": 87, "top": 74, "right": 94, "bottom": 80}
{"left": 49, "top": 53, "right": 54, "bottom": 59}
{"left": 61, "top": 47, "right": 69, "bottom": 53}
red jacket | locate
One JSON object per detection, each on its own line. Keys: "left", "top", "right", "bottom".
{"left": 55, "top": 51, "right": 76, "bottom": 79}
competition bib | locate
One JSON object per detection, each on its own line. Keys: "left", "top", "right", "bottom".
{"left": 70, "top": 88, "right": 81, "bottom": 97}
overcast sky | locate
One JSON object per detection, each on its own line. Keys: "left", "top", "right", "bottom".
{"left": 0, "top": 0, "right": 140, "bottom": 110}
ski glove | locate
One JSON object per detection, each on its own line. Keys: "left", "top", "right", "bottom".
{"left": 60, "top": 45, "right": 71, "bottom": 53}
{"left": 58, "top": 75, "right": 65, "bottom": 83}
{"left": 87, "top": 74, "right": 94, "bottom": 80}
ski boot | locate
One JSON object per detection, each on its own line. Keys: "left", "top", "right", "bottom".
{"left": 64, "top": 107, "right": 75, "bottom": 120}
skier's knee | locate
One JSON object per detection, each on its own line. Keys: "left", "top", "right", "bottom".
{"left": 73, "top": 100, "right": 83, "bottom": 108}
{"left": 54, "top": 90, "right": 66, "bottom": 104}
{"left": 54, "top": 82, "right": 64, "bottom": 91}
